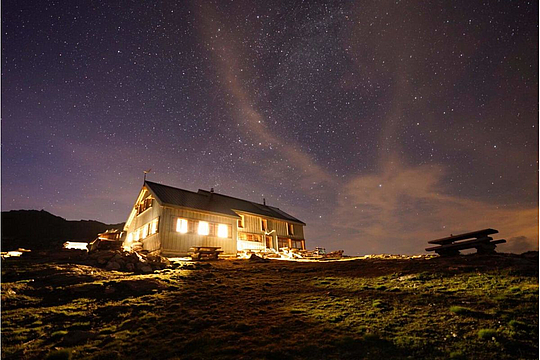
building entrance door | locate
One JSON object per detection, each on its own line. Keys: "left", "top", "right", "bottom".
{"left": 266, "top": 236, "right": 273, "bottom": 249}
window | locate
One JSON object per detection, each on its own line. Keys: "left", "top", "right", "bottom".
{"left": 127, "top": 233, "right": 133, "bottom": 243}
{"left": 291, "top": 240, "right": 303, "bottom": 249}
{"left": 261, "top": 219, "right": 268, "bottom": 232}
{"left": 278, "top": 238, "right": 289, "bottom": 249}
{"left": 142, "top": 224, "right": 149, "bottom": 239}
{"left": 151, "top": 218, "right": 159, "bottom": 235}
{"left": 238, "top": 215, "right": 245, "bottom": 228}
{"left": 134, "top": 229, "right": 140, "bottom": 241}
{"left": 287, "top": 223, "right": 294, "bottom": 235}
{"left": 217, "top": 224, "right": 228, "bottom": 238}
{"left": 176, "top": 218, "right": 188, "bottom": 233}
{"left": 239, "top": 232, "right": 263, "bottom": 242}
{"left": 198, "top": 221, "right": 209, "bottom": 235}
{"left": 137, "top": 197, "right": 153, "bottom": 215}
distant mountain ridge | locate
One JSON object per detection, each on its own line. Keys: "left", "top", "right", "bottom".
{"left": 1, "top": 210, "right": 124, "bottom": 250}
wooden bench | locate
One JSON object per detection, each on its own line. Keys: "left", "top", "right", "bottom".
{"left": 189, "top": 246, "right": 223, "bottom": 260}
{"left": 425, "top": 228, "right": 506, "bottom": 256}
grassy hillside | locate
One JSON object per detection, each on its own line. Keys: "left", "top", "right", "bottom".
{"left": 1, "top": 253, "right": 538, "bottom": 359}
{"left": 1, "top": 210, "right": 124, "bottom": 250}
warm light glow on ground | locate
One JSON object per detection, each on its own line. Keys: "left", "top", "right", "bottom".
{"left": 63, "top": 242, "right": 88, "bottom": 251}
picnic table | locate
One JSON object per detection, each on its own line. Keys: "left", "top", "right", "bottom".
{"left": 189, "top": 246, "right": 223, "bottom": 260}
{"left": 425, "top": 228, "right": 506, "bottom": 256}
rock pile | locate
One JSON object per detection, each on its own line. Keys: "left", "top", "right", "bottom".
{"left": 87, "top": 250, "right": 171, "bottom": 274}
{"left": 360, "top": 254, "right": 437, "bottom": 260}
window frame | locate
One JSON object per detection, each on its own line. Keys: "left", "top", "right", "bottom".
{"left": 176, "top": 218, "right": 188, "bottom": 233}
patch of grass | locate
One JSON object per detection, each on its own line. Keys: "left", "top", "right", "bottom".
{"left": 508, "top": 319, "right": 529, "bottom": 331}
{"left": 1, "top": 253, "right": 537, "bottom": 360}
{"left": 68, "top": 321, "right": 91, "bottom": 329}
{"left": 478, "top": 329, "right": 497, "bottom": 340}
{"left": 50, "top": 330, "right": 68, "bottom": 341}
{"left": 449, "top": 306, "right": 473, "bottom": 315}
{"left": 45, "top": 349, "right": 71, "bottom": 360}
{"left": 448, "top": 350, "right": 465, "bottom": 359}
{"left": 372, "top": 299, "right": 386, "bottom": 309}
{"left": 393, "top": 335, "right": 428, "bottom": 350}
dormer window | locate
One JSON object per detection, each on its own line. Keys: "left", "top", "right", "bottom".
{"left": 137, "top": 197, "right": 153, "bottom": 215}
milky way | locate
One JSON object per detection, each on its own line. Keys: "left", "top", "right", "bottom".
{"left": 2, "top": 1, "right": 538, "bottom": 254}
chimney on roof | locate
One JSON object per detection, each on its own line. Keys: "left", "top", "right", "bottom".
{"left": 210, "top": 187, "right": 214, "bottom": 193}
{"left": 263, "top": 198, "right": 266, "bottom": 205}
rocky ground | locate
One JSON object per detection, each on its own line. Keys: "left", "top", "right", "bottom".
{"left": 1, "top": 251, "right": 538, "bottom": 359}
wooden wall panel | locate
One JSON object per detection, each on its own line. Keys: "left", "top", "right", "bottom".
{"left": 160, "top": 207, "right": 237, "bottom": 255}
{"left": 237, "top": 239, "right": 265, "bottom": 251}
{"left": 142, "top": 234, "right": 160, "bottom": 252}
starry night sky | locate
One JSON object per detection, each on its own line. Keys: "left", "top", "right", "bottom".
{"left": 2, "top": 1, "right": 538, "bottom": 254}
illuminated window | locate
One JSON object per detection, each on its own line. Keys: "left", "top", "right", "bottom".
{"left": 127, "top": 233, "right": 133, "bottom": 243}
{"left": 137, "top": 197, "right": 153, "bottom": 215}
{"left": 198, "top": 221, "right": 209, "bottom": 235}
{"left": 151, "top": 218, "right": 159, "bottom": 234}
{"left": 176, "top": 218, "right": 188, "bottom": 233}
{"left": 217, "top": 224, "right": 228, "bottom": 238}
{"left": 278, "top": 238, "right": 289, "bottom": 248}
{"left": 238, "top": 215, "right": 245, "bottom": 228}
{"left": 134, "top": 229, "right": 140, "bottom": 241}
{"left": 142, "top": 224, "right": 148, "bottom": 239}
{"left": 261, "top": 219, "right": 268, "bottom": 231}
{"left": 239, "top": 232, "right": 262, "bottom": 242}
{"left": 291, "top": 240, "right": 303, "bottom": 249}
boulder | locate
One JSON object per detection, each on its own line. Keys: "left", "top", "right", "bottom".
{"left": 248, "top": 254, "right": 268, "bottom": 262}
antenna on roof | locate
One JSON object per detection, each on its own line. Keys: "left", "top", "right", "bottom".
{"left": 263, "top": 198, "right": 266, "bottom": 205}
{"left": 143, "top": 169, "right": 152, "bottom": 182}
{"left": 210, "top": 187, "right": 214, "bottom": 193}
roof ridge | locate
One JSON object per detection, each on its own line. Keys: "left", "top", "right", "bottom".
{"left": 145, "top": 181, "right": 202, "bottom": 197}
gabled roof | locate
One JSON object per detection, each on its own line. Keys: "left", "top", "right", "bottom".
{"left": 144, "top": 181, "right": 305, "bottom": 225}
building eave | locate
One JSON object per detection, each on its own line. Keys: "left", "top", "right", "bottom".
{"left": 161, "top": 204, "right": 241, "bottom": 219}
{"left": 232, "top": 209, "right": 306, "bottom": 226}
